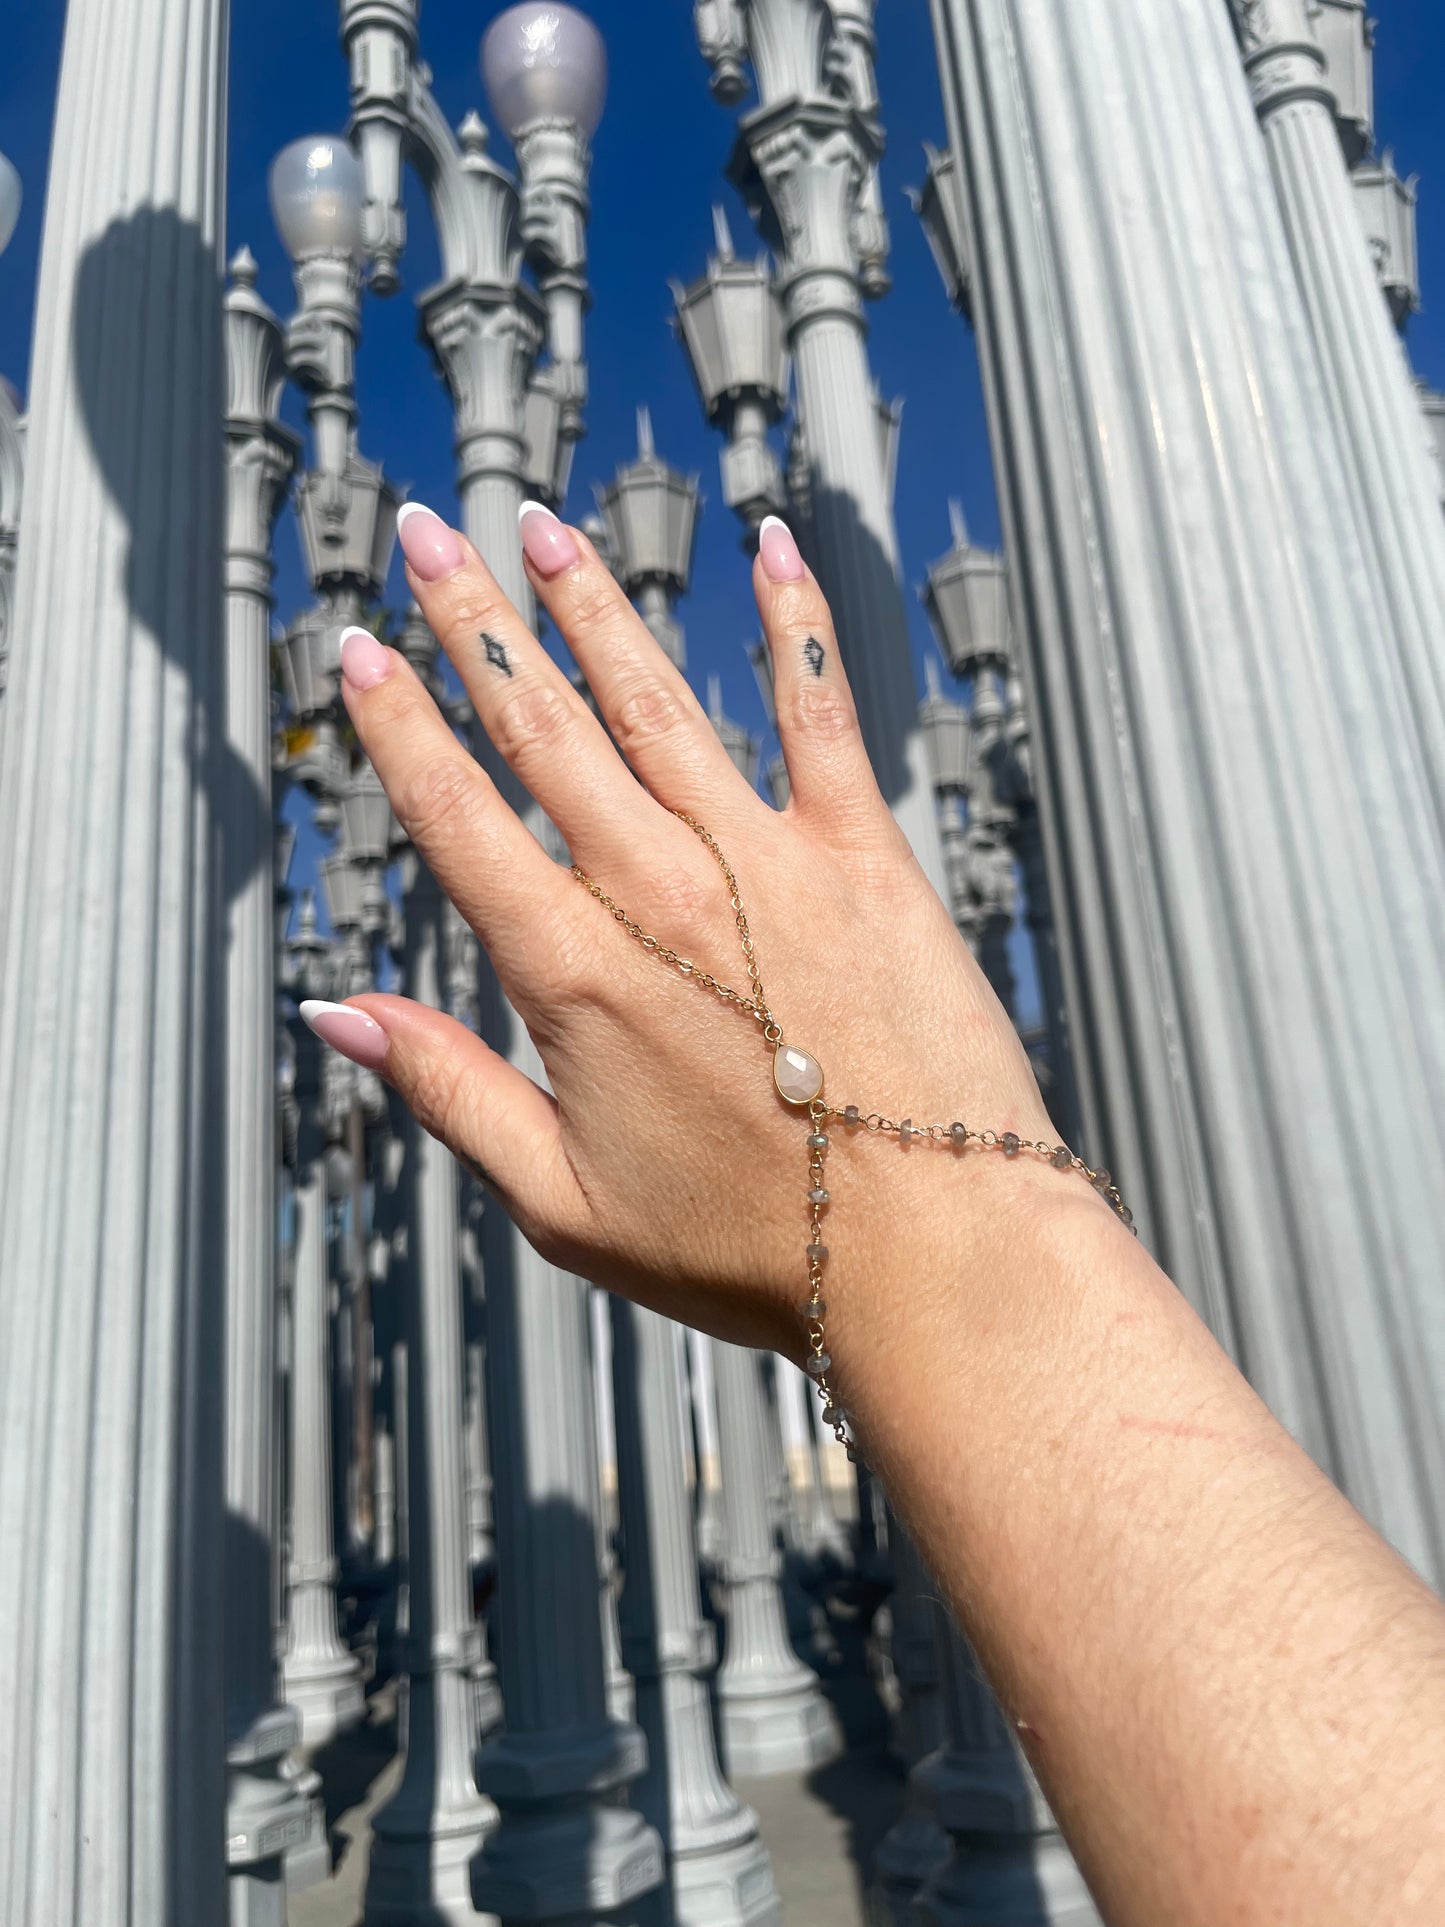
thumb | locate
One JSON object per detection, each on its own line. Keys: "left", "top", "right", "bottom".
{"left": 299, "top": 993, "right": 585, "bottom": 1255}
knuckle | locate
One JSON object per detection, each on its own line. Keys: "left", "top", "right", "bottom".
{"left": 487, "top": 677, "right": 576, "bottom": 765}
{"left": 609, "top": 678, "right": 693, "bottom": 762}
{"left": 559, "top": 574, "right": 626, "bottom": 634}
{"left": 408, "top": 1049, "right": 469, "bottom": 1149}
{"left": 640, "top": 859, "right": 716, "bottom": 938}
{"left": 396, "top": 755, "right": 485, "bottom": 848}
{"left": 436, "top": 587, "right": 515, "bottom": 650}
{"left": 782, "top": 676, "right": 859, "bottom": 743}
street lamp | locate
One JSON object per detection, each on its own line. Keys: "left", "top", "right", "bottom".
{"left": 594, "top": 407, "right": 700, "bottom": 666}
{"left": 920, "top": 501, "right": 1012, "bottom": 680}
{"left": 672, "top": 205, "right": 789, "bottom": 534}
{"left": 0, "top": 151, "right": 20, "bottom": 257}
{"left": 268, "top": 136, "right": 365, "bottom": 262}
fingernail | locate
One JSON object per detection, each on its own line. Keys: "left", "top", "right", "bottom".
{"left": 300, "top": 1000, "right": 390, "bottom": 1070}
{"left": 758, "top": 515, "right": 805, "bottom": 583}
{"left": 397, "top": 500, "right": 465, "bottom": 580}
{"left": 339, "top": 626, "right": 393, "bottom": 692}
{"left": 518, "top": 499, "right": 580, "bottom": 577}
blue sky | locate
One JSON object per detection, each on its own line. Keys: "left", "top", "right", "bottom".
{"left": 3, "top": 0, "right": 1444, "bottom": 1017}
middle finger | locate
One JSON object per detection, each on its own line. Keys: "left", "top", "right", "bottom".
{"left": 394, "top": 500, "right": 659, "bottom": 875}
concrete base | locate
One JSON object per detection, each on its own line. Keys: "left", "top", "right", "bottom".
{"left": 281, "top": 1758, "right": 333, "bottom": 1894}
{"left": 284, "top": 1657, "right": 367, "bottom": 1750}
{"left": 471, "top": 1802, "right": 663, "bottom": 1922}
{"left": 914, "top": 1834, "right": 1100, "bottom": 1927}
{"left": 364, "top": 1798, "right": 496, "bottom": 1924}
{"left": 666, "top": 1829, "right": 783, "bottom": 1927}
{"left": 716, "top": 1678, "right": 842, "bottom": 1779}
{"left": 867, "top": 1805, "right": 950, "bottom": 1927}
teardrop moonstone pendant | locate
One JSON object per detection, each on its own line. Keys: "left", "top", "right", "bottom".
{"left": 774, "top": 1042, "right": 824, "bottom": 1106}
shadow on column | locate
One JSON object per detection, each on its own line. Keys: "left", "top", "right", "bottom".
{"left": 62, "top": 205, "right": 233, "bottom": 1917}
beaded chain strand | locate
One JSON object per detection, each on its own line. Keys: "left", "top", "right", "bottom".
{"left": 573, "top": 812, "right": 1137, "bottom": 1461}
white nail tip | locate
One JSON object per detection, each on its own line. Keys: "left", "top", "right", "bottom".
{"left": 300, "top": 999, "right": 379, "bottom": 1029}
{"left": 396, "top": 501, "right": 437, "bottom": 528}
{"left": 518, "top": 498, "right": 558, "bottom": 524}
{"left": 338, "top": 625, "right": 377, "bottom": 648}
{"left": 758, "top": 514, "right": 791, "bottom": 538}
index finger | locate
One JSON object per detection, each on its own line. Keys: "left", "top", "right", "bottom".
{"left": 333, "top": 624, "right": 584, "bottom": 994}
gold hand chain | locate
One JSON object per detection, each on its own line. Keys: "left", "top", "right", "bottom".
{"left": 573, "top": 811, "right": 1136, "bottom": 1462}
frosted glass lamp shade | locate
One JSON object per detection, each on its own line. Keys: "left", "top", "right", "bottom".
{"left": 268, "top": 136, "right": 364, "bottom": 262}
{"left": 0, "top": 152, "right": 21, "bottom": 258}
{"left": 482, "top": 4, "right": 607, "bottom": 139}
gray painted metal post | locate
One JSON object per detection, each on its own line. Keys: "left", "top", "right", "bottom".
{"left": 365, "top": 859, "right": 498, "bottom": 1924}
{"left": 0, "top": 1, "right": 231, "bottom": 1915}
{"left": 612, "top": 1301, "right": 782, "bottom": 1927}
{"left": 711, "top": 1342, "right": 840, "bottom": 1776}
{"left": 283, "top": 1016, "right": 367, "bottom": 1745}
{"left": 1230, "top": 0, "right": 1445, "bottom": 849}
{"left": 222, "top": 252, "right": 310, "bottom": 1922}
{"left": 704, "top": 0, "right": 949, "bottom": 899}
{"left": 927, "top": 0, "right": 1445, "bottom": 1581}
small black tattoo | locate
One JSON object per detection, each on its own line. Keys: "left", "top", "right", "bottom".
{"left": 803, "top": 635, "right": 825, "bottom": 678}
{"left": 459, "top": 1152, "right": 497, "bottom": 1193}
{"left": 482, "top": 631, "right": 513, "bottom": 678}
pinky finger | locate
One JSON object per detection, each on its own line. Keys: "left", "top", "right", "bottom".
{"left": 300, "top": 994, "right": 586, "bottom": 1258}
{"left": 752, "top": 517, "right": 892, "bottom": 834}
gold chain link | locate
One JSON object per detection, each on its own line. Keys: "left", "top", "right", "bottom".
{"left": 573, "top": 810, "right": 1136, "bottom": 1464}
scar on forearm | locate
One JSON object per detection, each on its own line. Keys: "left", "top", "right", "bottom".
{"left": 482, "top": 632, "right": 513, "bottom": 678}
{"left": 803, "top": 635, "right": 825, "bottom": 677}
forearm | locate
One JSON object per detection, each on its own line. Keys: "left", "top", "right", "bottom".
{"left": 838, "top": 1175, "right": 1445, "bottom": 1926}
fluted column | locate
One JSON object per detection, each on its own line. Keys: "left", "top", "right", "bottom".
{"left": 708, "top": 0, "right": 946, "bottom": 896}
{"left": 711, "top": 1342, "right": 839, "bottom": 1776}
{"left": 928, "top": 0, "right": 1445, "bottom": 1580}
{"left": 0, "top": 376, "right": 21, "bottom": 722}
{"left": 283, "top": 1022, "right": 367, "bottom": 1746}
{"left": 0, "top": 0, "right": 230, "bottom": 1915}
{"left": 222, "top": 254, "right": 308, "bottom": 1922}
{"left": 366, "top": 860, "right": 497, "bottom": 1924}
{"left": 1230, "top": 0, "right": 1445, "bottom": 842}
{"left": 612, "top": 1303, "right": 782, "bottom": 1927}
{"left": 913, "top": 1614, "right": 1098, "bottom": 1927}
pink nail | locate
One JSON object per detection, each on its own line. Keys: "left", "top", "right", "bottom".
{"left": 396, "top": 501, "right": 465, "bottom": 581}
{"left": 339, "top": 626, "right": 393, "bottom": 692}
{"left": 300, "top": 1000, "right": 390, "bottom": 1071}
{"left": 518, "top": 499, "right": 580, "bottom": 577}
{"left": 758, "top": 516, "right": 805, "bottom": 583}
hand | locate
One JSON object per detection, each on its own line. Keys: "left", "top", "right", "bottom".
{"left": 306, "top": 503, "right": 1078, "bottom": 1368}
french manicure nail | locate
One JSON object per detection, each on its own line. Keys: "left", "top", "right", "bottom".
{"left": 758, "top": 515, "right": 805, "bottom": 583}
{"left": 300, "top": 999, "right": 390, "bottom": 1071}
{"left": 396, "top": 500, "right": 465, "bottom": 580}
{"left": 339, "top": 626, "right": 393, "bottom": 692}
{"left": 518, "top": 498, "right": 581, "bottom": 577}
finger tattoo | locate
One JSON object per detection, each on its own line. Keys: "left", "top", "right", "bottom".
{"left": 482, "top": 632, "right": 513, "bottom": 678}
{"left": 803, "top": 635, "right": 825, "bottom": 678}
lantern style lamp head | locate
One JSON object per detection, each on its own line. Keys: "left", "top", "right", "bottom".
{"left": 268, "top": 136, "right": 365, "bottom": 263}
{"left": 0, "top": 151, "right": 21, "bottom": 258}
{"left": 481, "top": 3, "right": 608, "bottom": 139}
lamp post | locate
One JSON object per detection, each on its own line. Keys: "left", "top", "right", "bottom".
{"left": 221, "top": 246, "right": 311, "bottom": 1924}
{"left": 671, "top": 206, "right": 789, "bottom": 537}
{"left": 0, "top": 0, "right": 232, "bottom": 1912}
{"left": 612, "top": 1301, "right": 782, "bottom": 1927}
{"left": 339, "top": 11, "right": 665, "bottom": 1917}
{"left": 920, "top": 506, "right": 1078, "bottom": 1144}
{"left": 927, "top": 0, "right": 1445, "bottom": 1581}
{"left": 690, "top": 0, "right": 948, "bottom": 901}
{"left": 596, "top": 407, "right": 701, "bottom": 668}
{"left": 711, "top": 1341, "right": 841, "bottom": 1776}
{"left": 1228, "top": 0, "right": 1445, "bottom": 864}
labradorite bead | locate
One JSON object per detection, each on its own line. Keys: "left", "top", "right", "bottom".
{"left": 1001, "top": 1132, "right": 1021, "bottom": 1157}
